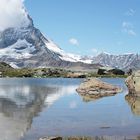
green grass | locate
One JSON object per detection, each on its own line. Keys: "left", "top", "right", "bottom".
{"left": 1, "top": 68, "right": 128, "bottom": 78}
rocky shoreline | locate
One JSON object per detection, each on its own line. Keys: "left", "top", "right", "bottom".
{"left": 126, "top": 70, "right": 140, "bottom": 97}
{"left": 39, "top": 136, "right": 140, "bottom": 140}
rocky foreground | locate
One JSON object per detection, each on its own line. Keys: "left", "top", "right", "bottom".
{"left": 126, "top": 70, "right": 140, "bottom": 96}
{"left": 39, "top": 136, "right": 140, "bottom": 140}
{"left": 76, "top": 78, "right": 122, "bottom": 100}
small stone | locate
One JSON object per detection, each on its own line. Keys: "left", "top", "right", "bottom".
{"left": 39, "top": 136, "right": 62, "bottom": 140}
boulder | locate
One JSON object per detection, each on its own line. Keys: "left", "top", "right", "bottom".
{"left": 126, "top": 70, "right": 140, "bottom": 96}
{"left": 76, "top": 78, "right": 122, "bottom": 99}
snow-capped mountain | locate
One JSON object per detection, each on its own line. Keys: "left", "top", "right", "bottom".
{"left": 0, "top": 8, "right": 100, "bottom": 70}
{"left": 90, "top": 53, "right": 140, "bottom": 70}
{"left": 0, "top": 3, "right": 138, "bottom": 71}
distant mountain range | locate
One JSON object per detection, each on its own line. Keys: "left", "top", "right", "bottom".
{"left": 89, "top": 53, "right": 140, "bottom": 70}
{"left": 0, "top": 8, "right": 139, "bottom": 71}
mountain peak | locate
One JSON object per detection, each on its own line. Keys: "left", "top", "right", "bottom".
{"left": 0, "top": 0, "right": 32, "bottom": 31}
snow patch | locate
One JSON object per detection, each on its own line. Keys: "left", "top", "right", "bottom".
{"left": 0, "top": 39, "right": 35, "bottom": 59}
{"left": 45, "top": 39, "right": 92, "bottom": 64}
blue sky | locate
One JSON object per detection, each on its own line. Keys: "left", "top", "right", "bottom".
{"left": 24, "top": 0, "right": 140, "bottom": 55}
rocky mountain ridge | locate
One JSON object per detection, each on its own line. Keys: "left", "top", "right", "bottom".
{"left": 81, "top": 53, "right": 140, "bottom": 70}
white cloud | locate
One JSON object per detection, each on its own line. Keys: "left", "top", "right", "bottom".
{"left": 69, "top": 38, "right": 79, "bottom": 46}
{"left": 127, "top": 30, "right": 136, "bottom": 36}
{"left": 0, "top": 0, "right": 30, "bottom": 31}
{"left": 122, "top": 21, "right": 136, "bottom": 36}
{"left": 125, "top": 9, "right": 135, "bottom": 16}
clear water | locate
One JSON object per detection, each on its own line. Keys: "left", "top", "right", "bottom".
{"left": 0, "top": 78, "right": 140, "bottom": 140}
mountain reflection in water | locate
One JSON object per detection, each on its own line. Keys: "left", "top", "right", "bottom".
{"left": 1, "top": 78, "right": 140, "bottom": 140}
{"left": 0, "top": 80, "right": 77, "bottom": 140}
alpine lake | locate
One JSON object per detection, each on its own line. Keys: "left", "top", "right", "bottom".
{"left": 0, "top": 78, "right": 140, "bottom": 140}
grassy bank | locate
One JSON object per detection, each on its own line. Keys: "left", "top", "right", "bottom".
{"left": 0, "top": 67, "right": 127, "bottom": 78}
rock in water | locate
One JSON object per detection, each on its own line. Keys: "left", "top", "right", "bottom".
{"left": 125, "top": 70, "right": 140, "bottom": 115}
{"left": 76, "top": 78, "right": 122, "bottom": 100}
{"left": 126, "top": 70, "right": 140, "bottom": 96}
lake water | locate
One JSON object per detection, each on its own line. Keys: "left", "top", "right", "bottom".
{"left": 0, "top": 78, "right": 140, "bottom": 140}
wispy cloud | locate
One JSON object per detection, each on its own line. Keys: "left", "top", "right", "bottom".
{"left": 122, "top": 21, "right": 136, "bottom": 36}
{"left": 127, "top": 30, "right": 136, "bottom": 36}
{"left": 69, "top": 38, "right": 79, "bottom": 46}
{"left": 122, "top": 22, "right": 133, "bottom": 29}
{"left": 0, "top": 0, "right": 30, "bottom": 31}
{"left": 125, "top": 9, "right": 135, "bottom": 16}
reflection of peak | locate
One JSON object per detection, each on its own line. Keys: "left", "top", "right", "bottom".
{"left": 45, "top": 86, "right": 77, "bottom": 107}
{"left": 0, "top": 85, "right": 60, "bottom": 107}
{"left": 0, "top": 85, "right": 35, "bottom": 106}
{"left": 0, "top": 79, "right": 80, "bottom": 140}
{"left": 0, "top": 85, "right": 57, "bottom": 140}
